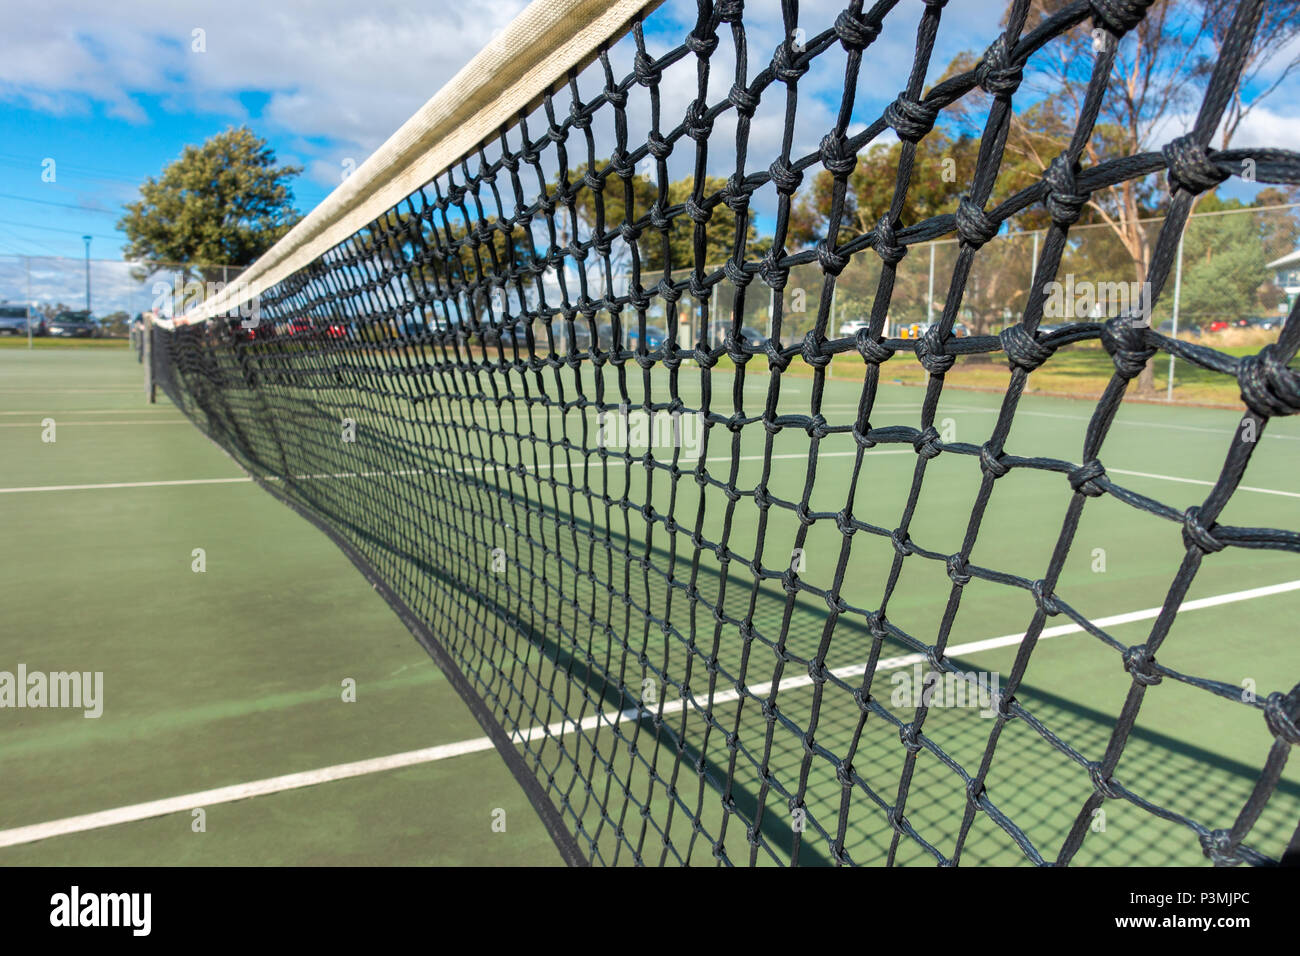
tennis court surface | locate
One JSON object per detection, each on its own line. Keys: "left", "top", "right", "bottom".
{"left": 8, "top": 0, "right": 1300, "bottom": 866}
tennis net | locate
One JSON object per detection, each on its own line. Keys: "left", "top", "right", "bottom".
{"left": 151, "top": 0, "right": 1300, "bottom": 865}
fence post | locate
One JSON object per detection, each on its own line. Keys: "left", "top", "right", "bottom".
{"left": 1167, "top": 231, "right": 1184, "bottom": 402}
{"left": 144, "top": 313, "right": 155, "bottom": 404}
{"left": 926, "top": 241, "right": 935, "bottom": 331}
{"left": 25, "top": 256, "right": 32, "bottom": 350}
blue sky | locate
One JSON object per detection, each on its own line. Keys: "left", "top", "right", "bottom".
{"left": 1, "top": 0, "right": 1296, "bottom": 271}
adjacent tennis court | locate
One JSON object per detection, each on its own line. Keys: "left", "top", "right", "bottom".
{"left": 3, "top": 344, "right": 1296, "bottom": 865}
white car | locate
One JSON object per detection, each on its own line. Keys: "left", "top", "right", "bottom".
{"left": 837, "top": 319, "right": 870, "bottom": 337}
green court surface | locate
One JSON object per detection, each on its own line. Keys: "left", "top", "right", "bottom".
{"left": 2, "top": 345, "right": 1298, "bottom": 865}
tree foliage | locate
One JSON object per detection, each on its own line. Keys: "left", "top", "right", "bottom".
{"left": 118, "top": 126, "right": 302, "bottom": 282}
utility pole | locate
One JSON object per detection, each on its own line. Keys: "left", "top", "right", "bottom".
{"left": 82, "top": 235, "right": 92, "bottom": 314}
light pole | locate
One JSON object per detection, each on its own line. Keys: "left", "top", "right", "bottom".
{"left": 82, "top": 235, "right": 92, "bottom": 314}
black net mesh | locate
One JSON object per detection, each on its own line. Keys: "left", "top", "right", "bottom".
{"left": 152, "top": 0, "right": 1300, "bottom": 866}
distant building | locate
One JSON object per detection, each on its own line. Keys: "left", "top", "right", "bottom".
{"left": 1265, "top": 249, "right": 1300, "bottom": 313}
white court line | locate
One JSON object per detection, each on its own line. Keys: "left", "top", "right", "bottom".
{"left": 0, "top": 420, "right": 193, "bottom": 428}
{"left": 0, "top": 477, "right": 254, "bottom": 494}
{"left": 2, "top": 449, "right": 1294, "bottom": 499}
{"left": 1109, "top": 468, "right": 1300, "bottom": 499}
{"left": 2, "top": 577, "right": 1296, "bottom": 850}
{"left": 0, "top": 451, "right": 910, "bottom": 495}
{"left": 821, "top": 403, "right": 1300, "bottom": 441}
{"left": 0, "top": 409, "right": 181, "bottom": 416}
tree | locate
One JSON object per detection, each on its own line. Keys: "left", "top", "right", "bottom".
{"left": 98, "top": 310, "right": 132, "bottom": 337}
{"left": 118, "top": 127, "right": 302, "bottom": 284}
{"left": 1196, "top": 0, "right": 1300, "bottom": 149}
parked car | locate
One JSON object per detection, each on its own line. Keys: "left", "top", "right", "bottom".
{"left": 1207, "top": 319, "right": 1230, "bottom": 333}
{"left": 715, "top": 326, "right": 766, "bottom": 348}
{"left": 598, "top": 324, "right": 666, "bottom": 350}
{"left": 1251, "top": 316, "right": 1281, "bottom": 331}
{"left": 46, "top": 310, "right": 97, "bottom": 337}
{"left": 0, "top": 304, "right": 39, "bottom": 336}
{"left": 838, "top": 318, "right": 870, "bottom": 337}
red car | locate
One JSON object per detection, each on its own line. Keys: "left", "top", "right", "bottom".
{"left": 1207, "top": 319, "right": 1230, "bottom": 333}
{"left": 287, "top": 318, "right": 347, "bottom": 339}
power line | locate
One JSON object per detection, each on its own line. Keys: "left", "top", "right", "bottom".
{"left": 0, "top": 218, "right": 122, "bottom": 242}
{"left": 0, "top": 192, "right": 119, "bottom": 215}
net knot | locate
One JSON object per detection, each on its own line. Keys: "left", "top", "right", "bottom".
{"left": 628, "top": 286, "right": 652, "bottom": 312}
{"left": 646, "top": 132, "right": 672, "bottom": 162}
{"left": 1090, "top": 0, "right": 1155, "bottom": 38}
{"left": 912, "top": 425, "right": 943, "bottom": 459}
{"left": 979, "top": 443, "right": 1009, "bottom": 479}
{"left": 898, "top": 723, "right": 923, "bottom": 755}
{"left": 610, "top": 149, "right": 635, "bottom": 180}
{"left": 890, "top": 528, "right": 913, "bottom": 557}
{"left": 835, "top": 510, "right": 856, "bottom": 536}
{"left": 648, "top": 201, "right": 672, "bottom": 231}
{"left": 1042, "top": 154, "right": 1089, "bottom": 225}
{"left": 1123, "top": 643, "right": 1162, "bottom": 686}
{"left": 634, "top": 50, "right": 662, "bottom": 87}
{"left": 684, "top": 99, "right": 714, "bottom": 141}
{"left": 1237, "top": 344, "right": 1300, "bottom": 418}
{"left": 816, "top": 239, "right": 849, "bottom": 277}
{"left": 819, "top": 132, "right": 858, "bottom": 176}
{"left": 768, "top": 157, "right": 804, "bottom": 195}
{"left": 1199, "top": 828, "right": 1243, "bottom": 867}
{"left": 1000, "top": 322, "right": 1056, "bottom": 371}
{"left": 721, "top": 174, "right": 756, "bottom": 214}
{"left": 684, "top": 196, "right": 711, "bottom": 224}
{"left": 955, "top": 194, "right": 999, "bottom": 248}
{"left": 1264, "top": 692, "right": 1300, "bottom": 746}
{"left": 915, "top": 325, "right": 954, "bottom": 374}
{"left": 499, "top": 153, "right": 520, "bottom": 174}
{"left": 759, "top": 248, "right": 790, "bottom": 290}
{"left": 834, "top": 9, "right": 880, "bottom": 50}
{"left": 1163, "top": 134, "right": 1229, "bottom": 195}
{"left": 946, "top": 554, "right": 972, "bottom": 586}
{"left": 688, "top": 272, "right": 709, "bottom": 301}
{"left": 1087, "top": 762, "right": 1121, "bottom": 800}
{"left": 975, "top": 34, "right": 1022, "bottom": 96}
{"left": 603, "top": 85, "right": 628, "bottom": 110}
{"left": 764, "top": 339, "right": 791, "bottom": 372}
{"left": 807, "top": 414, "right": 830, "bottom": 440}
{"left": 1100, "top": 316, "right": 1155, "bottom": 379}
{"left": 1031, "top": 579, "right": 1061, "bottom": 616}
{"left": 800, "top": 332, "right": 833, "bottom": 369}
{"left": 883, "top": 92, "right": 938, "bottom": 143}
{"left": 867, "top": 612, "right": 889, "bottom": 640}
{"left": 546, "top": 123, "right": 567, "bottom": 145}
{"left": 656, "top": 277, "right": 682, "bottom": 305}
{"left": 619, "top": 221, "right": 642, "bottom": 245}
{"left": 1181, "top": 505, "right": 1224, "bottom": 554}
{"left": 723, "top": 258, "right": 752, "bottom": 288}
{"left": 781, "top": 568, "right": 800, "bottom": 595}
{"left": 568, "top": 100, "right": 592, "bottom": 130}
{"left": 873, "top": 215, "right": 907, "bottom": 266}
{"left": 855, "top": 328, "right": 893, "bottom": 366}
{"left": 772, "top": 41, "right": 809, "bottom": 84}
{"left": 685, "top": 30, "right": 719, "bottom": 57}
{"left": 965, "top": 778, "right": 986, "bottom": 808}
{"left": 1068, "top": 459, "right": 1106, "bottom": 496}
{"left": 729, "top": 83, "right": 760, "bottom": 118}
{"left": 520, "top": 145, "right": 541, "bottom": 167}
